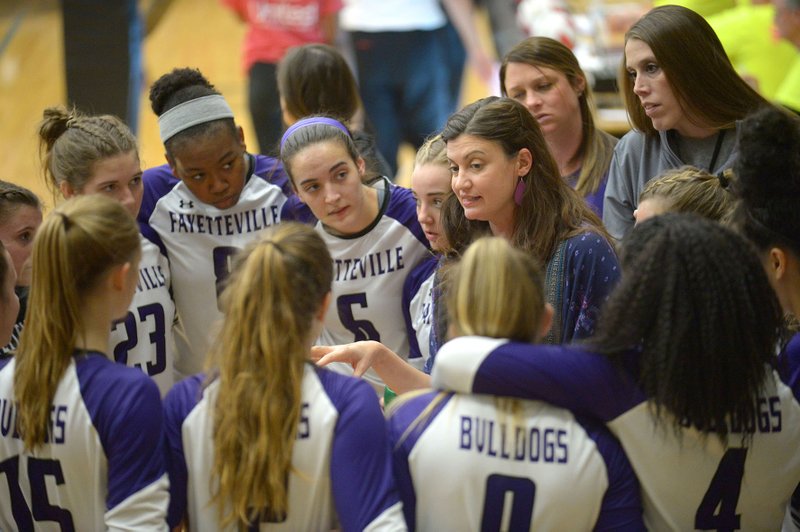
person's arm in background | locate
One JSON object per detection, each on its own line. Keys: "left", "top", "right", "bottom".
{"left": 440, "top": 0, "right": 494, "bottom": 85}
{"left": 320, "top": 3, "right": 340, "bottom": 45}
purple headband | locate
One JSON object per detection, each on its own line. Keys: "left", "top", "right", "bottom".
{"left": 280, "top": 117, "right": 351, "bottom": 152}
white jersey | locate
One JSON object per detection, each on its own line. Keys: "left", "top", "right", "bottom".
{"left": 388, "top": 383, "right": 643, "bottom": 530}
{"left": 316, "top": 178, "right": 430, "bottom": 390}
{"left": 0, "top": 354, "right": 168, "bottom": 530}
{"left": 401, "top": 254, "right": 437, "bottom": 371}
{"left": 109, "top": 234, "right": 176, "bottom": 396}
{"left": 340, "top": 0, "right": 446, "bottom": 31}
{"left": 140, "top": 155, "right": 310, "bottom": 377}
{"left": 163, "top": 365, "right": 407, "bottom": 531}
{"left": 432, "top": 336, "right": 800, "bottom": 531}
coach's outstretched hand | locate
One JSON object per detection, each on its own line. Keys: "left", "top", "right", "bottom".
{"left": 312, "top": 341, "right": 431, "bottom": 394}
{"left": 312, "top": 341, "right": 387, "bottom": 377}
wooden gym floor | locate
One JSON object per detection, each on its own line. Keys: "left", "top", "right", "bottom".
{"left": 0, "top": 0, "right": 493, "bottom": 210}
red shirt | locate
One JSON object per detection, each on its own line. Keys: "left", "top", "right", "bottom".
{"left": 223, "top": 0, "right": 342, "bottom": 70}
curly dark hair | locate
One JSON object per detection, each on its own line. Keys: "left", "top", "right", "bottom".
{"left": 590, "top": 213, "right": 782, "bottom": 440}
{"left": 732, "top": 106, "right": 800, "bottom": 258}
{"left": 148, "top": 67, "right": 237, "bottom": 156}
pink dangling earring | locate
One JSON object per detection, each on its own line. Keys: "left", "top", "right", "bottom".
{"left": 514, "top": 177, "right": 527, "bottom": 206}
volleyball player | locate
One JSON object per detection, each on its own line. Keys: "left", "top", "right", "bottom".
{"left": 402, "top": 135, "right": 451, "bottom": 370}
{"left": 313, "top": 135, "right": 462, "bottom": 393}
{"left": 633, "top": 165, "right": 735, "bottom": 224}
{"left": 0, "top": 196, "right": 168, "bottom": 529}
{"left": 731, "top": 106, "right": 800, "bottom": 529}
{"left": 280, "top": 116, "right": 429, "bottom": 391}
{"left": 139, "top": 67, "right": 310, "bottom": 376}
{"left": 0, "top": 181, "right": 42, "bottom": 358}
{"left": 432, "top": 214, "right": 800, "bottom": 530}
{"left": 388, "top": 236, "right": 644, "bottom": 530}
{"left": 162, "top": 223, "right": 405, "bottom": 531}
{"left": 39, "top": 106, "right": 176, "bottom": 395}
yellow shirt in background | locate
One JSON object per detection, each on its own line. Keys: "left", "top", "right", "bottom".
{"left": 653, "top": 0, "right": 734, "bottom": 18}
{"left": 776, "top": 57, "right": 800, "bottom": 112}
{"left": 708, "top": 3, "right": 799, "bottom": 100}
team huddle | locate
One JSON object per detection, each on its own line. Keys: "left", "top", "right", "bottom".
{"left": 2, "top": 3, "right": 800, "bottom": 531}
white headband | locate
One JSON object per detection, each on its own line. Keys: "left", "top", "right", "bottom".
{"left": 158, "top": 94, "right": 234, "bottom": 143}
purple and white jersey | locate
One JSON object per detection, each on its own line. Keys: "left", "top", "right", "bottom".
{"left": 110, "top": 234, "right": 176, "bottom": 396}
{"left": 0, "top": 353, "right": 168, "bottom": 530}
{"left": 316, "top": 178, "right": 430, "bottom": 391}
{"left": 402, "top": 254, "right": 437, "bottom": 371}
{"left": 388, "top": 381, "right": 643, "bottom": 529}
{"left": 163, "top": 365, "right": 406, "bottom": 531}
{"left": 782, "top": 333, "right": 800, "bottom": 532}
{"left": 432, "top": 337, "right": 800, "bottom": 531}
{"left": 140, "top": 154, "right": 310, "bottom": 377}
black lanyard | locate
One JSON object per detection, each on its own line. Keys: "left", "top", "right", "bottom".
{"left": 708, "top": 129, "right": 726, "bottom": 172}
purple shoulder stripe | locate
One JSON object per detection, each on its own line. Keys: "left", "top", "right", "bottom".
{"left": 314, "top": 366, "right": 402, "bottom": 531}
{"left": 74, "top": 353, "right": 165, "bottom": 511}
{"left": 471, "top": 343, "right": 646, "bottom": 422}
{"left": 573, "top": 414, "right": 644, "bottom": 530}
{"left": 384, "top": 185, "right": 430, "bottom": 249}
{"left": 386, "top": 391, "right": 452, "bottom": 531}
{"left": 162, "top": 374, "right": 205, "bottom": 527}
{"left": 139, "top": 164, "right": 180, "bottom": 257}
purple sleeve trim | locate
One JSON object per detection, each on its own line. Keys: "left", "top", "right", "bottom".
{"left": 139, "top": 164, "right": 180, "bottom": 257}
{"left": 162, "top": 374, "right": 205, "bottom": 527}
{"left": 386, "top": 391, "right": 452, "bottom": 531}
{"left": 316, "top": 367, "right": 403, "bottom": 531}
{"left": 75, "top": 355, "right": 166, "bottom": 511}
{"left": 384, "top": 185, "right": 431, "bottom": 249}
{"left": 471, "top": 343, "right": 646, "bottom": 422}
{"left": 778, "top": 333, "right": 800, "bottom": 404}
{"left": 253, "top": 154, "right": 294, "bottom": 198}
{"left": 402, "top": 256, "right": 438, "bottom": 361}
{"left": 574, "top": 415, "right": 644, "bottom": 531}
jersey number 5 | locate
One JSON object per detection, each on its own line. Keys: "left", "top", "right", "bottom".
{"left": 0, "top": 456, "right": 75, "bottom": 530}
{"left": 337, "top": 293, "right": 381, "bottom": 342}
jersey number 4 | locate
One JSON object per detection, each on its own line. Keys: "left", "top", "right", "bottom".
{"left": 0, "top": 456, "right": 75, "bottom": 530}
{"left": 695, "top": 448, "right": 747, "bottom": 531}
